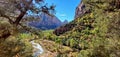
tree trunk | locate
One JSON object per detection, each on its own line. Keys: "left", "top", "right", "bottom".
{"left": 13, "top": 0, "right": 33, "bottom": 26}
{"left": 14, "top": 11, "right": 27, "bottom": 26}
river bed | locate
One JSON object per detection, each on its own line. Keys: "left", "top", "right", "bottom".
{"left": 30, "top": 41, "right": 44, "bottom": 57}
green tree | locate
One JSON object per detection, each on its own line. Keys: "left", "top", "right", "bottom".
{"left": 0, "top": 0, "right": 55, "bottom": 26}
{"left": 0, "top": 0, "right": 55, "bottom": 38}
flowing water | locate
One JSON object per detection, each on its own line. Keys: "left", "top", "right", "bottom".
{"left": 30, "top": 41, "right": 44, "bottom": 57}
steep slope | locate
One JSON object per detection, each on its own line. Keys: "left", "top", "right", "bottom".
{"left": 52, "top": 0, "right": 120, "bottom": 57}
{"left": 29, "top": 13, "right": 63, "bottom": 30}
{"left": 54, "top": 0, "right": 120, "bottom": 36}
{"left": 54, "top": 1, "right": 87, "bottom": 35}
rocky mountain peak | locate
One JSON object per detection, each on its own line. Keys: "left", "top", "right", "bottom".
{"left": 74, "top": 2, "right": 86, "bottom": 19}
{"left": 62, "top": 20, "right": 68, "bottom": 25}
{"left": 29, "top": 13, "right": 63, "bottom": 30}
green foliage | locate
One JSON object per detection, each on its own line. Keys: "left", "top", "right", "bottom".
{"left": 0, "top": 36, "right": 33, "bottom": 57}
{"left": 45, "top": 0, "right": 120, "bottom": 57}
{"left": 19, "top": 33, "right": 32, "bottom": 39}
{"left": 78, "top": 50, "right": 92, "bottom": 57}
{"left": 1, "top": 0, "right": 119, "bottom": 57}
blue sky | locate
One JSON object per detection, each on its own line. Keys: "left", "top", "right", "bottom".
{"left": 45, "top": 0, "right": 81, "bottom": 22}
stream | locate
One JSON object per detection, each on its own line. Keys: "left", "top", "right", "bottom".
{"left": 30, "top": 41, "right": 44, "bottom": 57}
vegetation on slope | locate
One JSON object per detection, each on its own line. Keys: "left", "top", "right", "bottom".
{"left": 51, "top": 0, "right": 120, "bottom": 57}
{"left": 0, "top": 0, "right": 120, "bottom": 57}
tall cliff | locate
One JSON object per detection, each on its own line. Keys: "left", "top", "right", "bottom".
{"left": 54, "top": 0, "right": 120, "bottom": 36}
{"left": 74, "top": 2, "right": 85, "bottom": 18}
{"left": 53, "top": 0, "right": 120, "bottom": 56}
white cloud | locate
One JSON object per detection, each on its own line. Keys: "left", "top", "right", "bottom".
{"left": 60, "top": 14, "right": 67, "bottom": 17}
{"left": 56, "top": 12, "right": 67, "bottom": 17}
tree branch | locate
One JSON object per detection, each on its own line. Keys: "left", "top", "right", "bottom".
{"left": 0, "top": 15, "right": 40, "bottom": 35}
{"left": 14, "top": 0, "right": 33, "bottom": 26}
{"left": 0, "top": 15, "right": 14, "bottom": 24}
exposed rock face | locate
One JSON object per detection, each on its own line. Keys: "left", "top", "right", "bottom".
{"left": 62, "top": 20, "right": 68, "bottom": 25}
{"left": 74, "top": 2, "right": 86, "bottom": 18}
{"left": 29, "top": 13, "right": 63, "bottom": 30}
